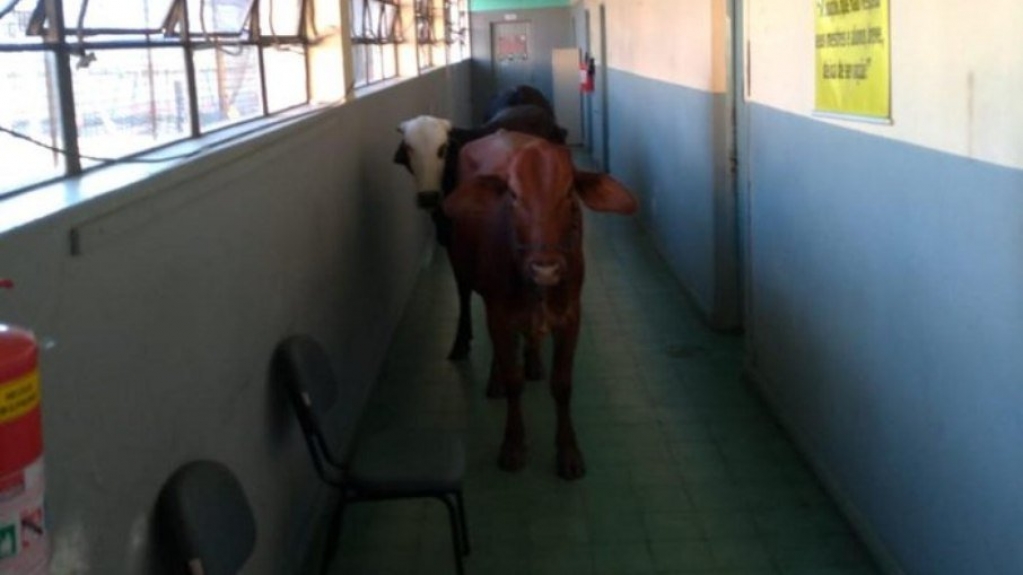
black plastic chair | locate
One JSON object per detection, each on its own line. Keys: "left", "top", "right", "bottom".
{"left": 272, "top": 334, "right": 469, "bottom": 575}
{"left": 156, "top": 460, "right": 257, "bottom": 575}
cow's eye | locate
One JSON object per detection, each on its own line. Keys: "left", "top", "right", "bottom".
{"left": 404, "top": 144, "right": 413, "bottom": 156}
{"left": 437, "top": 143, "right": 447, "bottom": 158}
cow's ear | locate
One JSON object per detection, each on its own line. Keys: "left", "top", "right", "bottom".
{"left": 393, "top": 141, "right": 410, "bottom": 168}
{"left": 575, "top": 171, "right": 638, "bottom": 214}
{"left": 443, "top": 176, "right": 505, "bottom": 219}
{"left": 393, "top": 120, "right": 410, "bottom": 167}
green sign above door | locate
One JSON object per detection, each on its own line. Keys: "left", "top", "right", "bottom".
{"left": 471, "top": 0, "right": 570, "bottom": 12}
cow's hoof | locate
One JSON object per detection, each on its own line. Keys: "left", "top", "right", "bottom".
{"left": 498, "top": 444, "right": 527, "bottom": 472}
{"left": 556, "top": 449, "right": 586, "bottom": 480}
{"left": 447, "top": 342, "right": 470, "bottom": 361}
{"left": 486, "top": 379, "right": 506, "bottom": 398}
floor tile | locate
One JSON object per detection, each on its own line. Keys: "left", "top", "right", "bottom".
{"left": 591, "top": 543, "right": 656, "bottom": 575}
{"left": 314, "top": 171, "right": 882, "bottom": 574}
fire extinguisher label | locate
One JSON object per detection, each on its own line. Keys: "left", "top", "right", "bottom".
{"left": 0, "top": 458, "right": 47, "bottom": 574}
{"left": 0, "top": 521, "right": 16, "bottom": 559}
{"left": 0, "top": 370, "right": 39, "bottom": 425}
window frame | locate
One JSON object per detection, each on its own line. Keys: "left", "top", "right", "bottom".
{"left": 0, "top": 0, "right": 471, "bottom": 202}
{"left": 0, "top": 0, "right": 313, "bottom": 201}
{"left": 414, "top": 0, "right": 443, "bottom": 70}
{"left": 443, "top": 0, "right": 467, "bottom": 63}
{"left": 348, "top": 0, "right": 402, "bottom": 88}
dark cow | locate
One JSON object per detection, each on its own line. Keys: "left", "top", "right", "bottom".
{"left": 482, "top": 85, "right": 556, "bottom": 124}
{"left": 443, "top": 131, "right": 637, "bottom": 479}
{"left": 393, "top": 90, "right": 565, "bottom": 362}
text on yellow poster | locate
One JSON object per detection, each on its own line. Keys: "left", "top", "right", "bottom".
{"left": 814, "top": 0, "right": 891, "bottom": 119}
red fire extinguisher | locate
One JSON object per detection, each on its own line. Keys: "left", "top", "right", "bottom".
{"left": 580, "top": 55, "right": 596, "bottom": 93}
{"left": 0, "top": 279, "right": 48, "bottom": 575}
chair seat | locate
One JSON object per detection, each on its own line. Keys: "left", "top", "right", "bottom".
{"left": 348, "top": 428, "right": 465, "bottom": 493}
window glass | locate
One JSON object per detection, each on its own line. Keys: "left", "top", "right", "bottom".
{"left": 0, "top": 1, "right": 42, "bottom": 45}
{"left": 0, "top": 51, "right": 65, "bottom": 192}
{"left": 63, "top": 0, "right": 176, "bottom": 32}
{"left": 308, "top": 0, "right": 340, "bottom": 39}
{"left": 349, "top": 0, "right": 401, "bottom": 87}
{"left": 415, "top": 0, "right": 435, "bottom": 69}
{"left": 193, "top": 45, "right": 263, "bottom": 130}
{"left": 187, "top": 0, "right": 256, "bottom": 36}
{"left": 351, "top": 42, "right": 370, "bottom": 85}
{"left": 0, "top": 0, "right": 476, "bottom": 198}
{"left": 263, "top": 45, "right": 307, "bottom": 111}
{"left": 444, "top": 0, "right": 468, "bottom": 62}
{"left": 380, "top": 42, "right": 396, "bottom": 78}
{"left": 72, "top": 48, "right": 190, "bottom": 167}
{"left": 260, "top": 0, "right": 302, "bottom": 36}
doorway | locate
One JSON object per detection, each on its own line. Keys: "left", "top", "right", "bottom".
{"left": 491, "top": 21, "right": 534, "bottom": 95}
{"left": 585, "top": 5, "right": 610, "bottom": 171}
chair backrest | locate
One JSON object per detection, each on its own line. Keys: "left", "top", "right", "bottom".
{"left": 157, "top": 460, "right": 256, "bottom": 575}
{"left": 272, "top": 335, "right": 345, "bottom": 479}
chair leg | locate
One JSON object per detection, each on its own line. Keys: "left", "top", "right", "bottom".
{"left": 455, "top": 490, "right": 470, "bottom": 556}
{"left": 438, "top": 496, "right": 466, "bottom": 575}
{"left": 320, "top": 501, "right": 346, "bottom": 575}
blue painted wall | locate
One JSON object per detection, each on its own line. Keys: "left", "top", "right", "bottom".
{"left": 605, "top": 69, "right": 727, "bottom": 319}
{"left": 747, "top": 103, "right": 1023, "bottom": 574}
{"left": 598, "top": 62, "right": 1023, "bottom": 573}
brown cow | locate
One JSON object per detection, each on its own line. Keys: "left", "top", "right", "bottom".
{"left": 393, "top": 104, "right": 566, "bottom": 363}
{"left": 443, "top": 131, "right": 637, "bottom": 479}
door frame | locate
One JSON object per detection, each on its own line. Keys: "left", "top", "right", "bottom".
{"left": 730, "top": 0, "right": 754, "bottom": 353}
{"left": 598, "top": 4, "right": 610, "bottom": 171}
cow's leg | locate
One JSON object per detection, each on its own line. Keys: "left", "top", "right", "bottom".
{"left": 551, "top": 316, "right": 585, "bottom": 480}
{"left": 485, "top": 359, "right": 504, "bottom": 398}
{"left": 448, "top": 272, "right": 473, "bottom": 360}
{"left": 486, "top": 308, "right": 527, "bottom": 471}
{"left": 523, "top": 333, "right": 545, "bottom": 381}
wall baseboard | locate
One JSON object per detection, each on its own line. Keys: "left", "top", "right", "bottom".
{"left": 742, "top": 362, "right": 906, "bottom": 575}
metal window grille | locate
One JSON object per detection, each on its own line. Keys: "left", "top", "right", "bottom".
{"left": 414, "top": 0, "right": 435, "bottom": 69}
{"left": 349, "top": 0, "right": 401, "bottom": 88}
{"left": 0, "top": 0, "right": 312, "bottom": 199}
{"left": 443, "top": 0, "right": 466, "bottom": 62}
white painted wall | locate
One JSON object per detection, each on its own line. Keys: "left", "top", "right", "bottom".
{"left": 0, "top": 66, "right": 471, "bottom": 575}
{"left": 747, "top": 0, "right": 1023, "bottom": 169}
{"left": 581, "top": 0, "right": 728, "bottom": 93}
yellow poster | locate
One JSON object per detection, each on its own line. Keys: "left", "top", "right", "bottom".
{"left": 814, "top": 0, "right": 891, "bottom": 120}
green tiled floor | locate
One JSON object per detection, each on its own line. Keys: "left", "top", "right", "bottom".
{"left": 326, "top": 183, "right": 881, "bottom": 574}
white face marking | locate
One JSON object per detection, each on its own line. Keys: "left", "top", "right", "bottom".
{"left": 399, "top": 115, "right": 452, "bottom": 194}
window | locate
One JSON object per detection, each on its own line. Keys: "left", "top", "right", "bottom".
{"left": 414, "top": 0, "right": 441, "bottom": 70}
{"left": 0, "top": 0, "right": 312, "bottom": 199}
{"left": 0, "top": 0, "right": 469, "bottom": 201}
{"left": 349, "top": 0, "right": 401, "bottom": 88}
{"left": 443, "top": 0, "right": 467, "bottom": 62}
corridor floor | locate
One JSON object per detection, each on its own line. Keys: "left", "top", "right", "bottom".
{"left": 328, "top": 197, "right": 881, "bottom": 574}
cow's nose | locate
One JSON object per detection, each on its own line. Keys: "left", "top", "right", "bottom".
{"left": 529, "top": 260, "right": 563, "bottom": 286}
{"left": 416, "top": 190, "right": 442, "bottom": 209}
